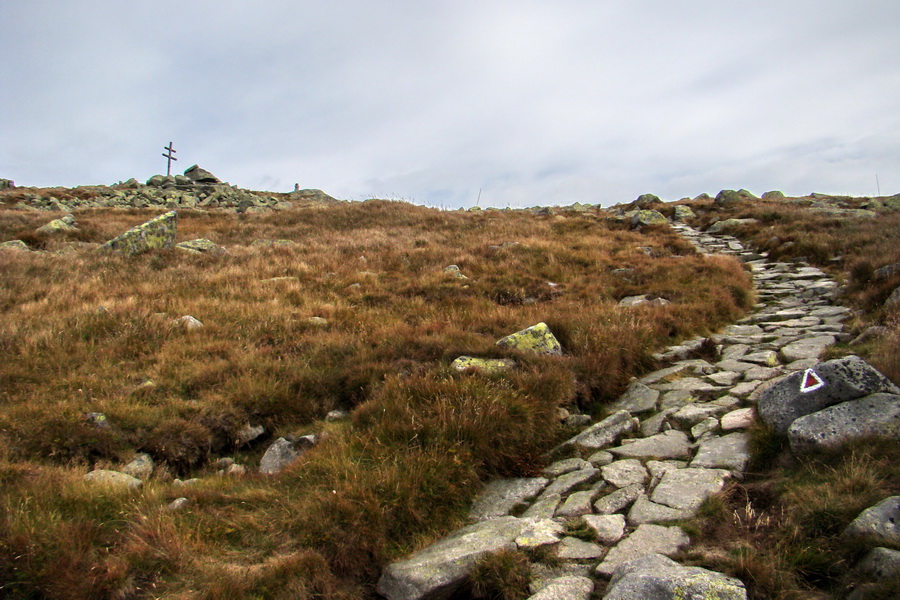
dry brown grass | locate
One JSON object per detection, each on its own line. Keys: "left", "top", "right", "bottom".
{"left": 0, "top": 200, "right": 753, "bottom": 598}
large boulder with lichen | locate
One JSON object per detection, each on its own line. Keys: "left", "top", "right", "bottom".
{"left": 673, "top": 205, "right": 695, "bottom": 221}
{"left": 100, "top": 211, "right": 177, "bottom": 256}
{"left": 603, "top": 554, "right": 747, "bottom": 600}
{"left": 630, "top": 210, "right": 668, "bottom": 228}
{"left": 496, "top": 322, "right": 562, "bottom": 356}
{"left": 36, "top": 214, "right": 78, "bottom": 235}
{"left": 184, "top": 164, "right": 221, "bottom": 184}
{"left": 715, "top": 189, "right": 756, "bottom": 207}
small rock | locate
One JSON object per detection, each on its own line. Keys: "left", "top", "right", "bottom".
{"left": 325, "top": 410, "right": 349, "bottom": 422}
{"left": 121, "top": 453, "right": 154, "bottom": 481}
{"left": 721, "top": 408, "right": 755, "bottom": 430}
{"left": 451, "top": 356, "right": 516, "bottom": 374}
{"left": 166, "top": 497, "right": 190, "bottom": 512}
{"left": 594, "top": 483, "right": 643, "bottom": 515}
{"left": 608, "top": 381, "right": 659, "bottom": 414}
{"left": 608, "top": 430, "right": 692, "bottom": 460}
{"left": 515, "top": 519, "right": 564, "bottom": 549}
{"left": 526, "top": 576, "right": 593, "bottom": 600}
{"left": 175, "top": 315, "right": 204, "bottom": 330}
{"left": 259, "top": 437, "right": 302, "bottom": 475}
{"left": 601, "top": 459, "right": 649, "bottom": 488}
{"left": 236, "top": 423, "right": 265, "bottom": 445}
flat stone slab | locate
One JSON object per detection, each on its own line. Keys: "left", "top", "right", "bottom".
{"left": 595, "top": 525, "right": 690, "bottom": 577}
{"left": 691, "top": 432, "right": 751, "bottom": 472}
{"left": 377, "top": 516, "right": 526, "bottom": 600}
{"left": 582, "top": 514, "right": 626, "bottom": 545}
{"left": 522, "top": 493, "right": 561, "bottom": 520}
{"left": 608, "top": 381, "right": 659, "bottom": 414}
{"left": 778, "top": 335, "right": 836, "bottom": 362}
{"left": 543, "top": 458, "right": 592, "bottom": 478}
{"left": 601, "top": 459, "right": 649, "bottom": 488}
{"left": 470, "top": 477, "right": 549, "bottom": 520}
{"left": 649, "top": 377, "right": 719, "bottom": 393}
{"left": 556, "top": 537, "right": 605, "bottom": 560}
{"left": 541, "top": 468, "right": 599, "bottom": 499}
{"left": 515, "top": 519, "right": 565, "bottom": 549}
{"left": 721, "top": 408, "right": 755, "bottom": 430}
{"left": 608, "top": 430, "right": 691, "bottom": 460}
{"left": 788, "top": 393, "right": 900, "bottom": 452}
{"left": 650, "top": 468, "right": 729, "bottom": 512}
{"left": 526, "top": 576, "right": 593, "bottom": 600}
{"left": 627, "top": 494, "right": 691, "bottom": 525}
{"left": 556, "top": 490, "right": 600, "bottom": 518}
{"left": 561, "top": 410, "right": 635, "bottom": 451}
{"left": 83, "top": 469, "right": 142, "bottom": 490}
{"left": 594, "top": 483, "right": 644, "bottom": 515}
{"left": 603, "top": 553, "right": 747, "bottom": 599}
{"left": 758, "top": 355, "right": 900, "bottom": 434}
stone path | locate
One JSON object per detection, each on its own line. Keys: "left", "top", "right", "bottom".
{"left": 377, "top": 223, "right": 853, "bottom": 600}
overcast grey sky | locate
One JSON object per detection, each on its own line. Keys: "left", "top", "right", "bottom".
{"left": 2, "top": 1, "right": 899, "bottom": 208}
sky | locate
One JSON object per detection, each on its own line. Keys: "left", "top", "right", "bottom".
{"left": 2, "top": 1, "right": 899, "bottom": 209}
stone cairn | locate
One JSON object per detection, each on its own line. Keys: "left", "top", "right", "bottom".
{"left": 377, "top": 222, "right": 899, "bottom": 600}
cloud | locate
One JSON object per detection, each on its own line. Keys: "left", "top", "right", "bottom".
{"left": 2, "top": 1, "right": 899, "bottom": 205}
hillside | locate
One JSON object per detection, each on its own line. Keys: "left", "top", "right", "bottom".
{"left": 0, "top": 179, "right": 898, "bottom": 599}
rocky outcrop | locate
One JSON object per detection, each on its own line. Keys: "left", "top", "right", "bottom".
{"left": 630, "top": 210, "right": 668, "bottom": 228}
{"left": 100, "top": 211, "right": 177, "bottom": 256}
{"left": 36, "top": 213, "right": 78, "bottom": 235}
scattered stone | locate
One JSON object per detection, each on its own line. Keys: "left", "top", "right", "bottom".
{"left": 603, "top": 553, "right": 747, "bottom": 599}
{"left": 470, "top": 478, "right": 548, "bottom": 521}
{"left": 259, "top": 437, "right": 302, "bottom": 475}
{"left": 376, "top": 516, "right": 526, "bottom": 600}
{"left": 121, "top": 453, "right": 154, "bottom": 481}
{"left": 522, "top": 493, "right": 562, "bottom": 520}
{"left": 691, "top": 417, "right": 719, "bottom": 440}
{"left": 176, "top": 238, "right": 226, "bottom": 255}
{"left": 450, "top": 356, "right": 516, "bottom": 374}
{"left": 175, "top": 315, "right": 204, "bottom": 330}
{"left": 442, "top": 265, "right": 468, "bottom": 279}
{"left": 325, "top": 410, "right": 349, "bottom": 422}
{"left": 706, "top": 218, "right": 757, "bottom": 233}
{"left": 495, "top": 322, "right": 562, "bottom": 356}
{"left": 100, "top": 211, "right": 177, "bottom": 256}
{"left": 83, "top": 470, "right": 142, "bottom": 490}
{"left": 236, "top": 423, "right": 265, "bottom": 445}
{"left": 587, "top": 450, "right": 615, "bottom": 467}
{"left": 556, "top": 490, "right": 600, "bottom": 518}
{"left": 844, "top": 496, "right": 900, "bottom": 545}
{"left": 84, "top": 412, "right": 111, "bottom": 429}
{"left": 226, "top": 463, "right": 247, "bottom": 476}
{"left": 757, "top": 355, "right": 899, "bottom": 434}
{"left": 36, "top": 214, "right": 78, "bottom": 235}
{"left": 166, "top": 497, "right": 190, "bottom": 512}
{"left": 0, "top": 239, "right": 31, "bottom": 252}
{"left": 595, "top": 525, "right": 690, "bottom": 577}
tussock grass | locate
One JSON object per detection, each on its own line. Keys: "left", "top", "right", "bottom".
{"left": 0, "top": 201, "right": 752, "bottom": 597}
{"left": 684, "top": 438, "right": 900, "bottom": 599}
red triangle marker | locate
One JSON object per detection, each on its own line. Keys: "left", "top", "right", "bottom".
{"left": 800, "top": 368, "right": 825, "bottom": 393}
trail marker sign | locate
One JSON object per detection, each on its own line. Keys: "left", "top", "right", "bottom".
{"left": 800, "top": 368, "right": 825, "bottom": 393}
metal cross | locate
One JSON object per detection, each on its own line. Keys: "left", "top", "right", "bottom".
{"left": 162, "top": 142, "right": 177, "bottom": 176}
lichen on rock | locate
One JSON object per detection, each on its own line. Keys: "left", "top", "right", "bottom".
{"left": 100, "top": 211, "right": 177, "bottom": 256}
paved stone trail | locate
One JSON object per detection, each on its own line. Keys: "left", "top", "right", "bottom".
{"left": 377, "top": 222, "right": 853, "bottom": 600}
